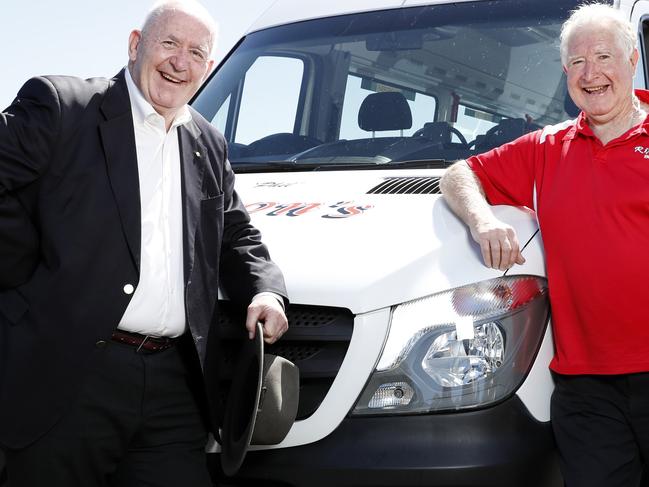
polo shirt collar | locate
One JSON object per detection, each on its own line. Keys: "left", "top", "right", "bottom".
{"left": 124, "top": 67, "right": 192, "bottom": 130}
{"left": 562, "top": 88, "right": 649, "bottom": 142}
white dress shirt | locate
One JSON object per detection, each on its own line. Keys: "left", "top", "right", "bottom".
{"left": 118, "top": 69, "right": 283, "bottom": 338}
{"left": 118, "top": 68, "right": 190, "bottom": 337}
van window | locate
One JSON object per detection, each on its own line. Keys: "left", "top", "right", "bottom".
{"left": 218, "top": 56, "right": 304, "bottom": 145}
{"left": 211, "top": 94, "right": 230, "bottom": 134}
{"left": 340, "top": 75, "right": 437, "bottom": 139}
{"left": 639, "top": 18, "right": 649, "bottom": 87}
{"left": 193, "top": 0, "right": 583, "bottom": 169}
{"left": 455, "top": 105, "right": 500, "bottom": 143}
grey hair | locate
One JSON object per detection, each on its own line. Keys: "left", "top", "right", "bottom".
{"left": 560, "top": 2, "right": 636, "bottom": 66}
{"left": 142, "top": 0, "right": 219, "bottom": 55}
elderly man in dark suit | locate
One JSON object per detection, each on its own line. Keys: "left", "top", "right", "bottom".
{"left": 0, "top": 1, "right": 288, "bottom": 486}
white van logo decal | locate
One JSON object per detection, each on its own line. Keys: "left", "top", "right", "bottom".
{"left": 246, "top": 201, "right": 374, "bottom": 218}
{"left": 267, "top": 203, "right": 321, "bottom": 217}
{"left": 322, "top": 201, "right": 374, "bottom": 218}
{"left": 254, "top": 182, "right": 297, "bottom": 188}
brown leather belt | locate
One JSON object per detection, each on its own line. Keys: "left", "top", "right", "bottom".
{"left": 110, "top": 330, "right": 176, "bottom": 352}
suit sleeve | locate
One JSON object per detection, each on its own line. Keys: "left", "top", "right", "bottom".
{"left": 466, "top": 131, "right": 540, "bottom": 210}
{"left": 218, "top": 142, "right": 288, "bottom": 308}
{"left": 0, "top": 77, "right": 61, "bottom": 288}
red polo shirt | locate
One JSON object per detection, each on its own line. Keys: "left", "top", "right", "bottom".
{"left": 467, "top": 90, "right": 649, "bottom": 375}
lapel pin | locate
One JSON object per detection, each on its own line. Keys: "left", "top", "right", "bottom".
{"left": 194, "top": 151, "right": 201, "bottom": 158}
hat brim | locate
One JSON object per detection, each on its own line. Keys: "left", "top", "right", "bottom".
{"left": 220, "top": 322, "right": 264, "bottom": 477}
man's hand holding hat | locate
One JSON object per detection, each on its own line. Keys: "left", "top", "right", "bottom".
{"left": 246, "top": 293, "right": 288, "bottom": 343}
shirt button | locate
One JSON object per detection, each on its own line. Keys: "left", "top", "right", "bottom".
{"left": 95, "top": 340, "right": 107, "bottom": 348}
{"left": 123, "top": 284, "right": 135, "bottom": 295}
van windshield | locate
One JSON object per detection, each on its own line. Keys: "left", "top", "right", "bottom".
{"left": 192, "top": 0, "right": 586, "bottom": 170}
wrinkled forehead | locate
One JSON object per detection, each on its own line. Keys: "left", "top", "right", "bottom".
{"left": 567, "top": 21, "right": 622, "bottom": 53}
{"left": 148, "top": 9, "right": 213, "bottom": 50}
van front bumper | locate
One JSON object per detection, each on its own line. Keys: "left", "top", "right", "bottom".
{"left": 209, "top": 395, "right": 562, "bottom": 487}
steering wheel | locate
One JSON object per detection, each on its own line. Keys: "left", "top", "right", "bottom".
{"left": 412, "top": 125, "right": 469, "bottom": 147}
{"left": 469, "top": 123, "right": 501, "bottom": 147}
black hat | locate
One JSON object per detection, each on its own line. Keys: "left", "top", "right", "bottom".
{"left": 220, "top": 322, "right": 299, "bottom": 477}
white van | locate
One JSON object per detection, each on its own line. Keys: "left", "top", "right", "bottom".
{"left": 191, "top": 0, "right": 649, "bottom": 485}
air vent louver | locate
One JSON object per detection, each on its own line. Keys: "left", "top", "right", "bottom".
{"left": 367, "top": 176, "right": 441, "bottom": 194}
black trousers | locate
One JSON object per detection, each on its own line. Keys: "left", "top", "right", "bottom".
{"left": 4, "top": 336, "right": 213, "bottom": 487}
{"left": 551, "top": 373, "right": 649, "bottom": 487}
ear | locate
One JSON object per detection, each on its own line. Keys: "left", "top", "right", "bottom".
{"left": 128, "top": 30, "right": 143, "bottom": 62}
{"left": 631, "top": 48, "right": 640, "bottom": 70}
{"left": 562, "top": 64, "right": 568, "bottom": 74}
{"left": 203, "top": 59, "right": 216, "bottom": 81}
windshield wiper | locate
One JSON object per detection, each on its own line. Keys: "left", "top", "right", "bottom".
{"left": 232, "top": 161, "right": 303, "bottom": 173}
{"left": 309, "top": 159, "right": 449, "bottom": 171}
{"left": 232, "top": 158, "right": 453, "bottom": 173}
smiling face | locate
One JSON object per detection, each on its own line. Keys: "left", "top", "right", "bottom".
{"left": 128, "top": 9, "right": 215, "bottom": 126}
{"left": 564, "top": 23, "right": 638, "bottom": 127}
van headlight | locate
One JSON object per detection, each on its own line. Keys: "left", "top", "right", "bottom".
{"left": 353, "top": 276, "right": 549, "bottom": 415}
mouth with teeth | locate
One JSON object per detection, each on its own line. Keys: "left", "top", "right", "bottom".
{"left": 583, "top": 85, "right": 608, "bottom": 94}
{"left": 160, "top": 71, "right": 185, "bottom": 84}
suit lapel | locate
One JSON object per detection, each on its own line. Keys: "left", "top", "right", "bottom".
{"left": 97, "top": 72, "right": 208, "bottom": 291}
{"left": 178, "top": 120, "right": 207, "bottom": 284}
{"left": 99, "top": 71, "right": 141, "bottom": 271}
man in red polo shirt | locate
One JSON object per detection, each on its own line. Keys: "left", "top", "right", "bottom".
{"left": 441, "top": 3, "right": 649, "bottom": 487}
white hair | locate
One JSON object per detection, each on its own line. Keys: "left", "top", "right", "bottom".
{"left": 142, "top": 0, "right": 219, "bottom": 55}
{"left": 560, "top": 2, "right": 636, "bottom": 66}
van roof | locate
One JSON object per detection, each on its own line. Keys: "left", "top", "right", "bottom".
{"left": 247, "top": 0, "right": 478, "bottom": 34}
{"left": 249, "top": 0, "right": 626, "bottom": 35}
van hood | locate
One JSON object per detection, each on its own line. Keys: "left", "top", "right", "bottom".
{"left": 235, "top": 169, "right": 539, "bottom": 314}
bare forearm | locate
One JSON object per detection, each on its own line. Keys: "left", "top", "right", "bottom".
{"left": 440, "top": 160, "right": 524, "bottom": 270}
{"left": 440, "top": 160, "right": 494, "bottom": 230}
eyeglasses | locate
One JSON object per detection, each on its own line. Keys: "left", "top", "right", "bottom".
{"left": 156, "top": 37, "right": 210, "bottom": 66}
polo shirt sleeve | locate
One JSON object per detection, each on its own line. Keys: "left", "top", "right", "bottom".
{"left": 466, "top": 131, "right": 539, "bottom": 210}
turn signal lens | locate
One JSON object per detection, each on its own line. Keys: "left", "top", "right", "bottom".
{"left": 368, "top": 381, "right": 415, "bottom": 409}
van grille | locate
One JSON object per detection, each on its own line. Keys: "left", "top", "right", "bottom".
{"left": 367, "top": 176, "right": 441, "bottom": 194}
{"left": 216, "top": 301, "right": 354, "bottom": 420}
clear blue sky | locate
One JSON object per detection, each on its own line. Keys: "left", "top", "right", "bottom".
{"left": 1, "top": 0, "right": 275, "bottom": 108}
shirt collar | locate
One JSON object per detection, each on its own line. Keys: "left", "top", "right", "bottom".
{"left": 124, "top": 67, "right": 192, "bottom": 130}
{"left": 563, "top": 88, "right": 649, "bottom": 142}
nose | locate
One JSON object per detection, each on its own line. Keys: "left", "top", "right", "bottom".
{"left": 170, "top": 50, "right": 190, "bottom": 71}
{"left": 582, "top": 59, "right": 599, "bottom": 81}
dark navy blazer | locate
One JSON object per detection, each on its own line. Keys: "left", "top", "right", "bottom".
{"left": 0, "top": 70, "right": 287, "bottom": 448}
